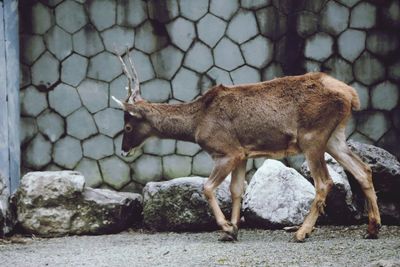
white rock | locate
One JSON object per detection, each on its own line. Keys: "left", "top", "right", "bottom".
{"left": 55, "top": 1, "right": 87, "bottom": 33}
{"left": 163, "top": 155, "right": 192, "bottom": 179}
{"left": 243, "top": 160, "right": 315, "bottom": 227}
{"left": 371, "top": 81, "right": 399, "bottom": 111}
{"left": 101, "top": 26, "right": 135, "bottom": 55}
{"left": 37, "top": 110, "right": 64, "bottom": 143}
{"left": 20, "top": 86, "right": 48, "bottom": 117}
{"left": 210, "top": 0, "right": 239, "bottom": 20}
{"left": 49, "top": 83, "right": 82, "bottom": 117}
{"left": 87, "top": 0, "right": 116, "bottom": 31}
{"left": 172, "top": 68, "right": 201, "bottom": 101}
{"left": 192, "top": 151, "right": 214, "bottom": 177}
{"left": 230, "top": 65, "right": 261, "bottom": 84}
{"left": 132, "top": 155, "right": 163, "bottom": 184}
{"left": 197, "top": 14, "right": 227, "bottom": 48}
{"left": 100, "top": 156, "right": 131, "bottom": 190}
{"left": 241, "top": 36, "right": 273, "bottom": 68}
{"left": 53, "top": 136, "right": 83, "bottom": 169}
{"left": 166, "top": 17, "right": 195, "bottom": 51}
{"left": 350, "top": 2, "right": 376, "bottom": 29}
{"left": 176, "top": 141, "right": 201, "bottom": 156}
{"left": 72, "top": 25, "right": 104, "bottom": 57}
{"left": 61, "top": 53, "right": 88, "bottom": 87}
{"left": 141, "top": 79, "right": 171, "bottom": 103}
{"left": 143, "top": 137, "right": 176, "bottom": 156}
{"left": 305, "top": 33, "right": 333, "bottom": 61}
{"left": 338, "top": 29, "right": 366, "bottom": 62}
{"left": 83, "top": 135, "right": 114, "bottom": 160}
{"left": 31, "top": 52, "right": 59, "bottom": 88}
{"left": 214, "top": 38, "right": 244, "bottom": 71}
{"left": 77, "top": 79, "right": 109, "bottom": 114}
{"left": 179, "top": 0, "right": 209, "bottom": 21}
{"left": 66, "top": 107, "right": 98, "bottom": 140}
{"left": 227, "top": 9, "right": 258, "bottom": 44}
{"left": 151, "top": 46, "right": 183, "bottom": 80}
{"left": 75, "top": 158, "right": 102, "bottom": 188}
{"left": 24, "top": 134, "right": 52, "bottom": 169}
{"left": 94, "top": 108, "right": 124, "bottom": 138}
{"left": 184, "top": 42, "right": 213, "bottom": 73}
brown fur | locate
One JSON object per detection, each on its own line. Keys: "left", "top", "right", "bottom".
{"left": 118, "top": 72, "right": 380, "bottom": 242}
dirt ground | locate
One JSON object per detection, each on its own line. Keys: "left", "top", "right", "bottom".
{"left": 1, "top": 225, "right": 399, "bottom": 267}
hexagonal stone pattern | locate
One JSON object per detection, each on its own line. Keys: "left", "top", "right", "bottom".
{"left": 338, "top": 29, "right": 366, "bottom": 62}
{"left": 227, "top": 9, "right": 258, "bottom": 44}
{"left": 323, "top": 56, "right": 353, "bottom": 83}
{"left": 192, "top": 151, "right": 214, "bottom": 177}
{"left": 371, "top": 81, "right": 399, "bottom": 111}
{"left": 75, "top": 158, "right": 102, "bottom": 188}
{"left": 135, "top": 21, "right": 168, "bottom": 54}
{"left": 101, "top": 26, "right": 135, "bottom": 55}
{"left": 256, "top": 7, "right": 287, "bottom": 40}
{"left": 73, "top": 25, "right": 104, "bottom": 57}
{"left": 20, "top": 117, "right": 38, "bottom": 145}
{"left": 305, "top": 33, "right": 333, "bottom": 61}
{"left": 337, "top": 0, "right": 361, "bottom": 7}
{"left": 88, "top": 52, "right": 122, "bottom": 82}
{"left": 241, "top": 0, "right": 270, "bottom": 9}
{"left": 214, "top": 38, "right": 244, "bottom": 71}
{"left": 83, "top": 134, "right": 114, "bottom": 160}
{"left": 179, "top": 0, "right": 209, "bottom": 21}
{"left": 350, "top": 82, "right": 369, "bottom": 110}
{"left": 132, "top": 155, "right": 162, "bottom": 184}
{"left": 61, "top": 53, "right": 88, "bottom": 87}
{"left": 241, "top": 36, "right": 273, "bottom": 68}
{"left": 366, "top": 31, "right": 399, "bottom": 56}
{"left": 100, "top": 156, "right": 130, "bottom": 190}
{"left": 296, "top": 11, "right": 318, "bottom": 37}
{"left": 166, "top": 17, "right": 195, "bottom": 51}
{"left": 44, "top": 26, "right": 72, "bottom": 61}
{"left": 210, "top": 0, "right": 239, "bottom": 20}
{"left": 127, "top": 50, "right": 155, "bottom": 83}
{"left": 109, "top": 75, "right": 129, "bottom": 108}
{"left": 357, "top": 112, "right": 390, "bottom": 141}
{"left": 21, "top": 86, "right": 48, "bottom": 117}
{"left": 20, "top": 34, "right": 45, "bottom": 65}
{"left": 389, "top": 61, "right": 400, "bottom": 81}
{"left": 77, "top": 79, "right": 109, "bottom": 113}
{"left": 24, "top": 133, "right": 52, "bottom": 169}
{"left": 350, "top": 2, "right": 376, "bottom": 29}
{"left": 87, "top": 0, "right": 116, "bottom": 31}
{"left": 148, "top": 0, "right": 179, "bottom": 23}
{"left": 31, "top": 52, "right": 59, "bottom": 87}
{"left": 31, "top": 2, "right": 52, "bottom": 34}
{"left": 262, "top": 63, "right": 283, "bottom": 80}
{"left": 184, "top": 42, "right": 213, "bottom": 73}
{"left": 143, "top": 138, "right": 176, "bottom": 156}
{"left": 197, "top": 14, "right": 227, "bottom": 48}
{"left": 117, "top": 0, "right": 148, "bottom": 27}
{"left": 94, "top": 108, "right": 124, "bottom": 138}
{"left": 37, "top": 110, "right": 64, "bottom": 143}
{"left": 320, "top": 1, "right": 349, "bottom": 35}
{"left": 151, "top": 46, "right": 184, "bottom": 79}
{"left": 53, "top": 136, "right": 83, "bottom": 169}
{"left": 67, "top": 107, "right": 97, "bottom": 140}
{"left": 207, "top": 67, "right": 233, "bottom": 85}
{"left": 20, "top": 64, "right": 31, "bottom": 88}
{"left": 141, "top": 79, "right": 171, "bottom": 103}
{"left": 176, "top": 141, "right": 201, "bottom": 156}
{"left": 49, "top": 83, "right": 82, "bottom": 117}
{"left": 55, "top": 1, "right": 87, "bottom": 33}
{"left": 163, "top": 155, "right": 192, "bottom": 179}
{"left": 230, "top": 65, "right": 261, "bottom": 84}
{"left": 354, "top": 52, "right": 385, "bottom": 85}
{"left": 172, "top": 68, "right": 201, "bottom": 101}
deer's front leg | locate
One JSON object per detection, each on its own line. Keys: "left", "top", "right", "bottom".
{"left": 203, "top": 155, "right": 241, "bottom": 241}
{"left": 230, "top": 159, "right": 247, "bottom": 226}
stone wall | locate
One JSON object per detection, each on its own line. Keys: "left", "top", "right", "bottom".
{"left": 20, "top": 0, "right": 400, "bottom": 193}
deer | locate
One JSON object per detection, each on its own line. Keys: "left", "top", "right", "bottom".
{"left": 112, "top": 51, "right": 381, "bottom": 242}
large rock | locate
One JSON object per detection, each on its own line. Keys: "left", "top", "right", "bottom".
{"left": 300, "top": 153, "right": 358, "bottom": 224}
{"left": 348, "top": 141, "right": 400, "bottom": 224}
{"left": 15, "top": 171, "right": 142, "bottom": 237}
{"left": 0, "top": 172, "right": 15, "bottom": 237}
{"left": 243, "top": 160, "right": 315, "bottom": 228}
{"left": 143, "top": 177, "right": 231, "bottom": 231}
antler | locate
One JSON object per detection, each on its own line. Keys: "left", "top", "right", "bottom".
{"left": 117, "top": 48, "right": 142, "bottom": 103}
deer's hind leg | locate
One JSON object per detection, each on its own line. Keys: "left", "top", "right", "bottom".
{"left": 327, "top": 126, "right": 381, "bottom": 238}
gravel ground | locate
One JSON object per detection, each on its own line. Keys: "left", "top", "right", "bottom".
{"left": 1, "top": 225, "right": 399, "bottom": 267}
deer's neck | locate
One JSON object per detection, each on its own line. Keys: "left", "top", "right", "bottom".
{"left": 142, "top": 102, "right": 201, "bottom": 142}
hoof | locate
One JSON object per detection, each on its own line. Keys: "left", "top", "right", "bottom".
{"left": 218, "top": 224, "right": 238, "bottom": 242}
{"left": 292, "top": 231, "right": 306, "bottom": 243}
{"left": 365, "top": 221, "right": 381, "bottom": 239}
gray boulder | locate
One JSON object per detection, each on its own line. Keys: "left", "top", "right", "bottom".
{"left": 0, "top": 172, "right": 15, "bottom": 237}
{"left": 143, "top": 176, "right": 231, "bottom": 231}
{"left": 15, "top": 171, "right": 142, "bottom": 237}
{"left": 348, "top": 141, "right": 400, "bottom": 224}
{"left": 243, "top": 160, "right": 315, "bottom": 228}
{"left": 300, "top": 153, "right": 358, "bottom": 224}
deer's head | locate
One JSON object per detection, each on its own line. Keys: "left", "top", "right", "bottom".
{"left": 112, "top": 50, "right": 152, "bottom": 157}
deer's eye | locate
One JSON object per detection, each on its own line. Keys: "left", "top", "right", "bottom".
{"left": 125, "top": 124, "right": 133, "bottom": 132}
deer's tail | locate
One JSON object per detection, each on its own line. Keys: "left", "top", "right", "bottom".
{"left": 349, "top": 86, "right": 361, "bottom": 111}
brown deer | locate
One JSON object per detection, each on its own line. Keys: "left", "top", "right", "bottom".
{"left": 112, "top": 52, "right": 381, "bottom": 242}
